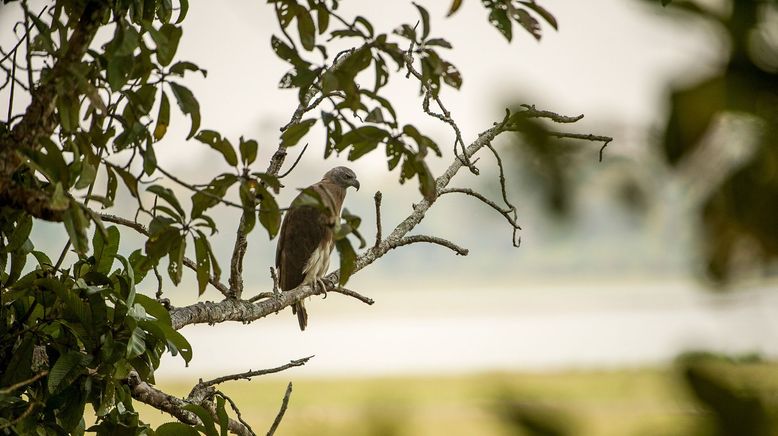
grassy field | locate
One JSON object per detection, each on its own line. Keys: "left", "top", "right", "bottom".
{"left": 129, "top": 362, "right": 778, "bottom": 436}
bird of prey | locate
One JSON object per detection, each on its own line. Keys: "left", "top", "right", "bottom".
{"left": 276, "top": 166, "right": 360, "bottom": 330}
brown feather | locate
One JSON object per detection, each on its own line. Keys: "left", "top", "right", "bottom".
{"left": 275, "top": 179, "right": 347, "bottom": 331}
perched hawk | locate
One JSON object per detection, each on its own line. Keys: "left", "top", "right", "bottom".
{"left": 276, "top": 166, "right": 360, "bottom": 330}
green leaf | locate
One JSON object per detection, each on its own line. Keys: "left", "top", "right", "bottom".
{"left": 296, "top": 8, "right": 316, "bottom": 51}
{"left": 336, "top": 238, "right": 357, "bottom": 285}
{"left": 184, "top": 404, "right": 218, "bottom": 436}
{"left": 520, "top": 1, "right": 558, "bottom": 30}
{"left": 74, "top": 161, "right": 97, "bottom": 190}
{"left": 193, "top": 233, "right": 210, "bottom": 296}
{"left": 514, "top": 8, "right": 541, "bottom": 40}
{"left": 156, "top": 423, "right": 200, "bottom": 436}
{"left": 176, "top": 0, "right": 190, "bottom": 23}
{"left": 64, "top": 200, "right": 90, "bottom": 254}
{"left": 150, "top": 23, "right": 183, "bottom": 66}
{"left": 159, "top": 321, "right": 192, "bottom": 363}
{"left": 239, "top": 137, "right": 258, "bottom": 165}
{"left": 126, "top": 327, "right": 147, "bottom": 359}
{"left": 238, "top": 182, "right": 257, "bottom": 234}
{"left": 167, "top": 237, "right": 186, "bottom": 285}
{"left": 195, "top": 130, "right": 239, "bottom": 166}
{"left": 169, "top": 61, "right": 206, "bottom": 77}
{"left": 135, "top": 293, "right": 172, "bottom": 325}
{"left": 92, "top": 226, "right": 120, "bottom": 274}
{"left": 257, "top": 186, "right": 281, "bottom": 239}
{"left": 281, "top": 119, "right": 316, "bottom": 147}
{"left": 413, "top": 2, "right": 431, "bottom": 40}
{"left": 154, "top": 91, "right": 171, "bottom": 141}
{"left": 111, "top": 164, "right": 140, "bottom": 198}
{"left": 0, "top": 334, "right": 34, "bottom": 387}
{"left": 425, "top": 38, "right": 452, "bottom": 49}
{"left": 489, "top": 7, "right": 512, "bottom": 41}
{"left": 216, "top": 395, "right": 229, "bottom": 436}
{"left": 447, "top": 0, "right": 463, "bottom": 16}
{"left": 6, "top": 215, "right": 33, "bottom": 252}
{"left": 169, "top": 82, "right": 201, "bottom": 139}
{"left": 48, "top": 352, "right": 87, "bottom": 394}
{"left": 148, "top": 185, "right": 186, "bottom": 218}
{"left": 191, "top": 173, "right": 238, "bottom": 218}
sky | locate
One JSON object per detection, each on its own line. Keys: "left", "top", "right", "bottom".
{"left": 3, "top": 0, "right": 775, "bottom": 376}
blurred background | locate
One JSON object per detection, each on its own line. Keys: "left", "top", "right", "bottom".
{"left": 4, "top": 0, "right": 777, "bottom": 434}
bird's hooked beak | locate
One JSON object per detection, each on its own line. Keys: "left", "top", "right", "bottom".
{"left": 351, "top": 179, "right": 361, "bottom": 191}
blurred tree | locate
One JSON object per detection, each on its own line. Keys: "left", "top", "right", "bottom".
{"left": 503, "top": 0, "right": 778, "bottom": 284}
{"left": 0, "top": 0, "right": 610, "bottom": 434}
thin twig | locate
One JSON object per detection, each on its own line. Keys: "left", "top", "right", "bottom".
{"left": 439, "top": 188, "right": 522, "bottom": 247}
{"left": 267, "top": 382, "right": 293, "bottom": 436}
{"left": 270, "top": 267, "right": 280, "bottom": 296}
{"left": 373, "top": 191, "right": 382, "bottom": 248}
{"left": 198, "top": 356, "right": 313, "bottom": 389}
{"left": 0, "top": 401, "right": 38, "bottom": 430}
{"left": 394, "top": 234, "right": 469, "bottom": 256}
{"left": 0, "top": 371, "right": 48, "bottom": 394}
{"left": 278, "top": 143, "right": 309, "bottom": 178}
{"left": 0, "top": 6, "right": 47, "bottom": 64}
{"left": 519, "top": 104, "right": 584, "bottom": 123}
{"left": 217, "top": 390, "right": 256, "bottom": 436}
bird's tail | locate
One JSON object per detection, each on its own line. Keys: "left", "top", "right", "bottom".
{"left": 292, "top": 301, "right": 308, "bottom": 331}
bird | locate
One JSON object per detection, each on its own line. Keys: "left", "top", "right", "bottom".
{"left": 275, "top": 166, "right": 360, "bottom": 330}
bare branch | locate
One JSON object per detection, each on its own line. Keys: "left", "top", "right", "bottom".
{"left": 545, "top": 131, "right": 614, "bottom": 162}
{"left": 197, "top": 356, "right": 313, "bottom": 389}
{"left": 0, "top": 371, "right": 48, "bottom": 394}
{"left": 518, "top": 104, "right": 584, "bottom": 123}
{"left": 394, "top": 235, "right": 469, "bottom": 256}
{"left": 373, "top": 191, "right": 383, "bottom": 248}
{"left": 267, "top": 382, "right": 293, "bottom": 436}
{"left": 439, "top": 187, "right": 522, "bottom": 247}
{"left": 277, "top": 143, "right": 309, "bottom": 179}
{"left": 128, "top": 372, "right": 252, "bottom": 436}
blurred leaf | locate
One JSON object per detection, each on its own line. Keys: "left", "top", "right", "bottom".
{"left": 239, "top": 137, "right": 258, "bottom": 165}
{"left": 336, "top": 237, "right": 357, "bottom": 285}
{"left": 195, "top": 130, "right": 239, "bottom": 167}
{"left": 281, "top": 119, "right": 316, "bottom": 147}
{"left": 169, "top": 82, "right": 201, "bottom": 140}
{"left": 193, "top": 232, "right": 210, "bottom": 296}
{"left": 489, "top": 7, "right": 512, "bottom": 41}
{"left": 92, "top": 225, "right": 120, "bottom": 274}
{"left": 413, "top": 2, "right": 431, "bottom": 39}
{"left": 48, "top": 352, "right": 87, "bottom": 394}
{"left": 156, "top": 423, "right": 200, "bottom": 436}
{"left": 447, "top": 0, "right": 464, "bottom": 16}
{"left": 154, "top": 91, "right": 171, "bottom": 141}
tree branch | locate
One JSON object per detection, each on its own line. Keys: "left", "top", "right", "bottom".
{"left": 194, "top": 356, "right": 312, "bottom": 391}
{"left": 373, "top": 191, "right": 383, "bottom": 248}
{"left": 266, "top": 382, "right": 293, "bottom": 436}
{"left": 394, "top": 235, "right": 469, "bottom": 256}
{"left": 127, "top": 372, "right": 252, "bottom": 436}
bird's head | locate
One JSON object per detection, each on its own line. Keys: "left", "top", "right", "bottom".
{"left": 324, "top": 166, "right": 360, "bottom": 191}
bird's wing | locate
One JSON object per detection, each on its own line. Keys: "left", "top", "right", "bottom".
{"left": 276, "top": 200, "right": 330, "bottom": 291}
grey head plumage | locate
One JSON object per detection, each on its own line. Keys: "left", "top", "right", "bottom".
{"left": 322, "top": 166, "right": 360, "bottom": 190}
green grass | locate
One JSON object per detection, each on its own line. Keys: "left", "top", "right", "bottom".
{"left": 133, "top": 363, "right": 778, "bottom": 436}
